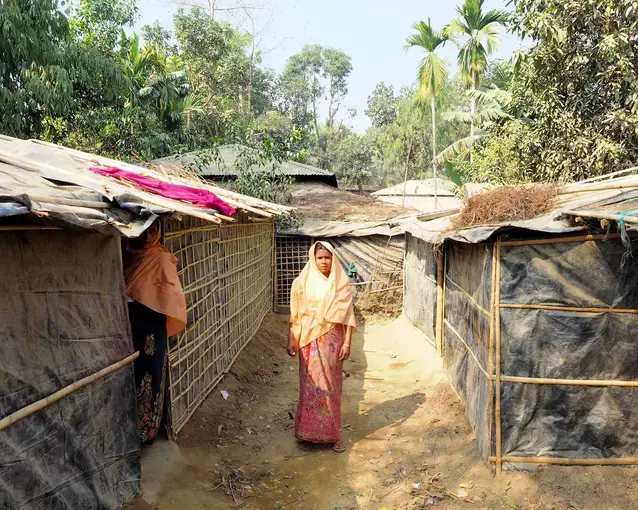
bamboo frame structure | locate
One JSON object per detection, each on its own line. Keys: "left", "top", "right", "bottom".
{"left": 494, "top": 238, "right": 503, "bottom": 475}
{"left": 487, "top": 243, "right": 497, "bottom": 472}
{"left": 163, "top": 216, "right": 274, "bottom": 434}
{"left": 0, "top": 352, "right": 139, "bottom": 431}
{"left": 435, "top": 249, "right": 444, "bottom": 355}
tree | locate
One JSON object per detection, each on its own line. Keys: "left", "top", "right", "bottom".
{"left": 436, "top": 85, "right": 513, "bottom": 164}
{"left": 365, "top": 82, "right": 397, "bottom": 128}
{"left": 0, "top": 0, "right": 125, "bottom": 137}
{"left": 142, "top": 21, "right": 178, "bottom": 55}
{"left": 72, "top": 0, "right": 138, "bottom": 54}
{"left": 508, "top": 0, "right": 638, "bottom": 181}
{"left": 406, "top": 19, "right": 448, "bottom": 208}
{"left": 330, "top": 133, "right": 373, "bottom": 191}
{"left": 279, "top": 45, "right": 353, "bottom": 159}
{"left": 174, "top": 8, "right": 252, "bottom": 137}
{"left": 445, "top": 0, "right": 508, "bottom": 162}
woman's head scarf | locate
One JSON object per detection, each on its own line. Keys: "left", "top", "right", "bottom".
{"left": 124, "top": 226, "right": 187, "bottom": 337}
{"left": 289, "top": 241, "right": 356, "bottom": 349}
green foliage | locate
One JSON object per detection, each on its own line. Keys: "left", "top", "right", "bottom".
{"left": 468, "top": 0, "right": 638, "bottom": 184}
{"left": 72, "top": 0, "right": 138, "bottom": 54}
{"left": 329, "top": 134, "right": 373, "bottom": 190}
{"left": 406, "top": 19, "right": 449, "bottom": 101}
{"left": 445, "top": 0, "right": 509, "bottom": 87}
{"left": 0, "top": 0, "right": 126, "bottom": 137}
{"left": 365, "top": 83, "right": 397, "bottom": 128}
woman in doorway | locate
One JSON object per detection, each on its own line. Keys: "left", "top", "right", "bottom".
{"left": 124, "top": 220, "right": 187, "bottom": 444}
{"left": 288, "top": 241, "right": 356, "bottom": 453}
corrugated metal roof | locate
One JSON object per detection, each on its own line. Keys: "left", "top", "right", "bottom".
{"left": 153, "top": 145, "right": 336, "bottom": 181}
{"left": 0, "top": 136, "right": 291, "bottom": 237}
{"left": 373, "top": 179, "right": 458, "bottom": 197}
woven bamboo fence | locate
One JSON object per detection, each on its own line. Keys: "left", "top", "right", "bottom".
{"left": 163, "top": 216, "right": 274, "bottom": 434}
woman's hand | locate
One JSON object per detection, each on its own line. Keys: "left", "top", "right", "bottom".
{"left": 287, "top": 330, "right": 297, "bottom": 358}
{"left": 338, "top": 343, "right": 351, "bottom": 361}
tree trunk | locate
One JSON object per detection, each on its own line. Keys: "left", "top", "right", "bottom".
{"left": 209, "top": 0, "right": 215, "bottom": 19}
{"left": 402, "top": 134, "right": 414, "bottom": 208}
{"left": 432, "top": 95, "right": 438, "bottom": 211}
{"left": 470, "top": 69, "right": 476, "bottom": 167}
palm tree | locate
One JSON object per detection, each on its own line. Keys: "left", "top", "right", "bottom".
{"left": 445, "top": 0, "right": 509, "bottom": 162}
{"left": 435, "top": 85, "right": 513, "bottom": 164}
{"left": 406, "top": 19, "right": 448, "bottom": 209}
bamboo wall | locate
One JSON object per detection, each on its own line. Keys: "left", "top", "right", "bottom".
{"left": 163, "top": 217, "right": 274, "bottom": 434}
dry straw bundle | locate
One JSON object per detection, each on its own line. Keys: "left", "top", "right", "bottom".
{"left": 451, "top": 184, "right": 559, "bottom": 231}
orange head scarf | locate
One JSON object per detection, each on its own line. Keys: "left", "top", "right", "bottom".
{"left": 124, "top": 225, "right": 187, "bottom": 337}
{"left": 289, "top": 241, "right": 356, "bottom": 349}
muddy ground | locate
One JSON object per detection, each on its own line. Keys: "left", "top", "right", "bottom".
{"left": 127, "top": 313, "right": 638, "bottom": 510}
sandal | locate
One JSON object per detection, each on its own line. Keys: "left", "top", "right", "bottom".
{"left": 297, "top": 441, "right": 313, "bottom": 451}
{"left": 332, "top": 440, "right": 346, "bottom": 453}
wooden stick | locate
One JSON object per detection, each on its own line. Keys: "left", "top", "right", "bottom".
{"left": 0, "top": 226, "right": 61, "bottom": 231}
{"left": 435, "top": 249, "right": 445, "bottom": 355}
{"left": 500, "top": 233, "right": 621, "bottom": 247}
{"left": 29, "top": 195, "right": 112, "bottom": 209}
{"left": 500, "top": 303, "right": 638, "bottom": 314}
{"left": 561, "top": 180, "right": 638, "bottom": 194}
{"left": 489, "top": 456, "right": 638, "bottom": 466}
{"left": 487, "top": 242, "right": 498, "bottom": 463}
{"left": 495, "top": 238, "right": 503, "bottom": 475}
{"left": 444, "top": 319, "right": 491, "bottom": 381}
{"left": 571, "top": 166, "right": 638, "bottom": 185}
{"left": 418, "top": 208, "right": 461, "bottom": 222}
{"left": 0, "top": 352, "right": 139, "bottom": 431}
{"left": 562, "top": 210, "right": 638, "bottom": 224}
{"left": 499, "top": 375, "right": 638, "bottom": 387}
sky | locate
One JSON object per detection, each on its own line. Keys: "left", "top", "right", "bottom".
{"left": 136, "top": 0, "right": 527, "bottom": 133}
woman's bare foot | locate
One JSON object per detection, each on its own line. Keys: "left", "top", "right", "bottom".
{"left": 332, "top": 440, "right": 346, "bottom": 453}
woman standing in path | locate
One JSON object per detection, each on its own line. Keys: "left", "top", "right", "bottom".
{"left": 124, "top": 220, "right": 187, "bottom": 444}
{"left": 288, "top": 241, "right": 356, "bottom": 453}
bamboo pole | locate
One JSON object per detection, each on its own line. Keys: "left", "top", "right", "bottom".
{"left": 489, "top": 456, "right": 638, "bottom": 466}
{"left": 500, "top": 233, "right": 621, "bottom": 247}
{"left": 0, "top": 352, "right": 139, "bottom": 431}
{"left": 499, "top": 375, "right": 638, "bottom": 387}
{"left": 495, "top": 238, "right": 503, "bottom": 475}
{"left": 562, "top": 210, "right": 638, "bottom": 225}
{"left": 487, "top": 242, "right": 498, "bottom": 464}
{"left": 500, "top": 303, "right": 638, "bottom": 314}
{"left": 417, "top": 208, "right": 461, "bottom": 222}
{"left": 0, "top": 226, "right": 61, "bottom": 231}
{"left": 435, "top": 248, "right": 445, "bottom": 355}
{"left": 572, "top": 166, "right": 638, "bottom": 185}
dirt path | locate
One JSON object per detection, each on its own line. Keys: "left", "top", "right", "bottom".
{"left": 128, "top": 314, "right": 638, "bottom": 510}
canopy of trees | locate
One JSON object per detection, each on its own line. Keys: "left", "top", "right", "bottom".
{"left": 1, "top": 0, "right": 635, "bottom": 200}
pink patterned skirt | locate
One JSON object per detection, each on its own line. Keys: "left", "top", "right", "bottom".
{"left": 295, "top": 325, "right": 345, "bottom": 443}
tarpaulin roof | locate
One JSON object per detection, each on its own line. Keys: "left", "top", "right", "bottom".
{"left": 405, "top": 174, "right": 638, "bottom": 244}
{"left": 0, "top": 136, "right": 291, "bottom": 237}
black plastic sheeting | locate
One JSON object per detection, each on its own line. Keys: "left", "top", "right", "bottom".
{"left": 0, "top": 231, "right": 141, "bottom": 509}
{"left": 444, "top": 242, "right": 493, "bottom": 462}
{"left": 403, "top": 233, "right": 438, "bottom": 345}
{"left": 500, "top": 238, "right": 638, "bottom": 460}
{"left": 406, "top": 234, "right": 638, "bottom": 466}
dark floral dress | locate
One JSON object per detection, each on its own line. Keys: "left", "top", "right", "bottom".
{"left": 129, "top": 301, "right": 168, "bottom": 444}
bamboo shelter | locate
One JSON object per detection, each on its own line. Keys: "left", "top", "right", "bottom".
{"left": 0, "top": 136, "right": 289, "bottom": 508}
{"left": 404, "top": 172, "right": 638, "bottom": 472}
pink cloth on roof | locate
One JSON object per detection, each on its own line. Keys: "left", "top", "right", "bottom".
{"left": 90, "top": 167, "right": 236, "bottom": 217}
